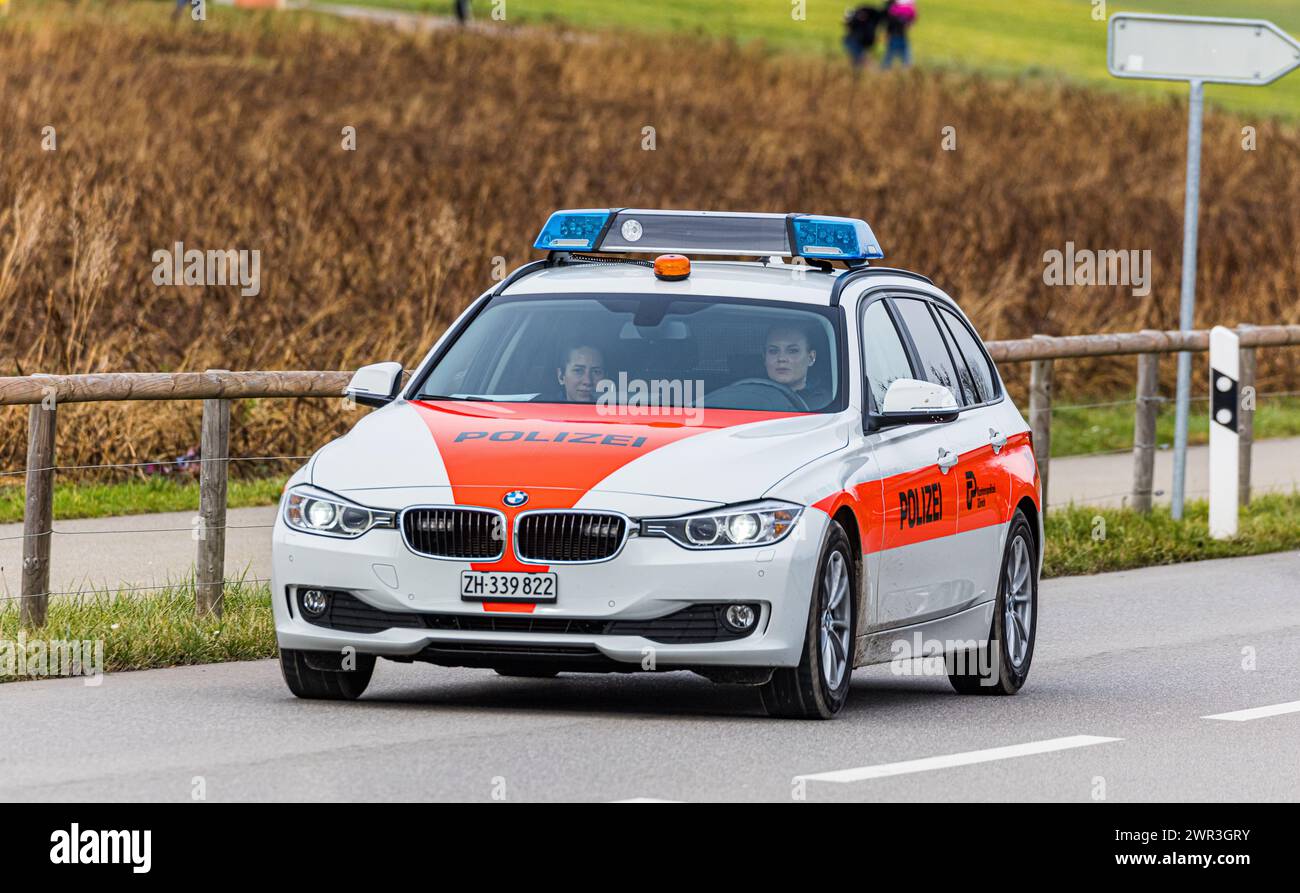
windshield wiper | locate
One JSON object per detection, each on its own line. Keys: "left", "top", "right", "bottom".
{"left": 418, "top": 394, "right": 499, "bottom": 402}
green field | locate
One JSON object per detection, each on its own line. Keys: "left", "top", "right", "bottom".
{"left": 1043, "top": 394, "right": 1300, "bottom": 458}
{"left": 0, "top": 476, "right": 287, "bottom": 525}
{"left": 352, "top": 0, "right": 1300, "bottom": 118}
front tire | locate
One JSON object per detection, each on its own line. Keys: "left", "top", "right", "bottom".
{"left": 279, "top": 648, "right": 376, "bottom": 700}
{"left": 760, "top": 522, "right": 856, "bottom": 719}
{"left": 948, "top": 510, "right": 1038, "bottom": 695}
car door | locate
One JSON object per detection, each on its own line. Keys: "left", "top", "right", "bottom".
{"left": 861, "top": 296, "right": 956, "bottom": 629}
{"left": 934, "top": 303, "right": 1014, "bottom": 604}
{"left": 871, "top": 295, "right": 989, "bottom": 626}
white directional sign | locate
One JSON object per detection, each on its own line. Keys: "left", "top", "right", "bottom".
{"left": 1110, "top": 14, "right": 1300, "bottom": 85}
{"left": 1109, "top": 12, "right": 1300, "bottom": 521}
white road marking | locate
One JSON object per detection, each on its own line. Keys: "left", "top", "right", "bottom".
{"left": 795, "top": 735, "right": 1122, "bottom": 783}
{"left": 1202, "top": 699, "right": 1300, "bottom": 722}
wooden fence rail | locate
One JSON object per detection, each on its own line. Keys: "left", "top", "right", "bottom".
{"left": 3, "top": 324, "right": 1299, "bottom": 629}
{"left": 985, "top": 324, "right": 1300, "bottom": 508}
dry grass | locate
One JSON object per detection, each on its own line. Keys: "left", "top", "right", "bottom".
{"left": 1, "top": 2, "right": 1299, "bottom": 474}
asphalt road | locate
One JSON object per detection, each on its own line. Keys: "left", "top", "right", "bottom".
{"left": 2, "top": 550, "right": 1297, "bottom": 802}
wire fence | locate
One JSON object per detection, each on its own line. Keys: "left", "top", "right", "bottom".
{"left": 0, "top": 455, "right": 312, "bottom": 479}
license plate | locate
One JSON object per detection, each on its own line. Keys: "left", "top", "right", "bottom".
{"left": 460, "top": 571, "right": 558, "bottom": 602}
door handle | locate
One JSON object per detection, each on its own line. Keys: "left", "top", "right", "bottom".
{"left": 989, "top": 428, "right": 1008, "bottom": 454}
{"left": 937, "top": 447, "right": 958, "bottom": 474}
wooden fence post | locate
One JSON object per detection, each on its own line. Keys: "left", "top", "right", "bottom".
{"left": 21, "top": 394, "right": 57, "bottom": 629}
{"left": 1237, "top": 328, "right": 1256, "bottom": 507}
{"left": 1028, "top": 346, "right": 1054, "bottom": 511}
{"left": 1132, "top": 350, "right": 1160, "bottom": 513}
{"left": 196, "top": 374, "right": 230, "bottom": 618}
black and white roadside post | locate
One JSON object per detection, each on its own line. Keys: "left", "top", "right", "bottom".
{"left": 1108, "top": 13, "right": 1300, "bottom": 520}
{"left": 1209, "top": 327, "right": 1240, "bottom": 539}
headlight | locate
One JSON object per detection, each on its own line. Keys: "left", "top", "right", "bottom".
{"left": 640, "top": 500, "right": 803, "bottom": 549}
{"left": 283, "top": 485, "right": 396, "bottom": 539}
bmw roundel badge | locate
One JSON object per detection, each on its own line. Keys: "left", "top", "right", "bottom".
{"left": 503, "top": 490, "right": 529, "bottom": 507}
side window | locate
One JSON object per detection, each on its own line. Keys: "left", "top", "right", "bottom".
{"left": 891, "top": 298, "right": 965, "bottom": 406}
{"left": 936, "top": 306, "right": 999, "bottom": 404}
{"left": 933, "top": 313, "right": 977, "bottom": 406}
{"left": 860, "top": 300, "right": 915, "bottom": 411}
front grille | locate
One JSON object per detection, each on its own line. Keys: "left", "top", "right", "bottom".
{"left": 302, "top": 591, "right": 759, "bottom": 644}
{"left": 402, "top": 507, "right": 503, "bottom": 560}
{"left": 515, "top": 511, "right": 627, "bottom": 563}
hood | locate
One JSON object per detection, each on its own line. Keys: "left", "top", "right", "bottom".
{"left": 311, "top": 399, "right": 849, "bottom": 509}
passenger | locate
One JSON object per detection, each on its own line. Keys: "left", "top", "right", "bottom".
{"left": 555, "top": 344, "right": 607, "bottom": 403}
{"left": 764, "top": 325, "right": 831, "bottom": 409}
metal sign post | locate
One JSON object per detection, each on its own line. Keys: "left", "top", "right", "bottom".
{"left": 1208, "top": 327, "right": 1240, "bottom": 539}
{"left": 1109, "top": 14, "right": 1300, "bottom": 520}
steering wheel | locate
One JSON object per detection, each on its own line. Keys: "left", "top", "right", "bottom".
{"left": 724, "top": 378, "right": 810, "bottom": 412}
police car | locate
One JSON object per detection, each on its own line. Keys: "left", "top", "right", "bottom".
{"left": 273, "top": 209, "right": 1042, "bottom": 719}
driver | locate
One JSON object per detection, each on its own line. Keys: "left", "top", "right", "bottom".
{"left": 764, "top": 325, "right": 831, "bottom": 409}
{"left": 555, "top": 343, "right": 607, "bottom": 403}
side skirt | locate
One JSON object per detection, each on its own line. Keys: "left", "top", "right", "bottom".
{"left": 853, "top": 599, "right": 996, "bottom": 668}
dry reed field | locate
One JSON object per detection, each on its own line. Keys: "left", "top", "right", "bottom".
{"left": 1, "top": 2, "right": 1298, "bottom": 476}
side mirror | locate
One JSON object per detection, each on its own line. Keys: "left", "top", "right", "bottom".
{"left": 867, "top": 378, "right": 959, "bottom": 430}
{"left": 346, "top": 362, "right": 404, "bottom": 408}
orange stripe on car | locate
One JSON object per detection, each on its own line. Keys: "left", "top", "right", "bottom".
{"left": 412, "top": 400, "right": 800, "bottom": 571}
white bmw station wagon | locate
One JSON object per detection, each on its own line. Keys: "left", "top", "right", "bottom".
{"left": 272, "top": 209, "right": 1042, "bottom": 718}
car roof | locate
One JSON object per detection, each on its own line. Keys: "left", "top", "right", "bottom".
{"left": 499, "top": 260, "right": 947, "bottom": 307}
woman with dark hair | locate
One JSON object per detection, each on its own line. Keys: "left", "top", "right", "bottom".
{"left": 763, "top": 325, "right": 831, "bottom": 410}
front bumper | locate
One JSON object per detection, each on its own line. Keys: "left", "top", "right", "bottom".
{"left": 271, "top": 507, "right": 829, "bottom": 669}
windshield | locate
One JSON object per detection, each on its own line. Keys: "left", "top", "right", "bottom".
{"left": 416, "top": 294, "right": 842, "bottom": 414}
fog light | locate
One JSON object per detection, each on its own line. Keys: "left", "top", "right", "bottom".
{"left": 723, "top": 603, "right": 757, "bottom": 632}
{"left": 301, "top": 589, "right": 329, "bottom": 617}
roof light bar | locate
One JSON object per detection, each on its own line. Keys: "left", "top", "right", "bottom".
{"left": 533, "top": 209, "right": 884, "bottom": 261}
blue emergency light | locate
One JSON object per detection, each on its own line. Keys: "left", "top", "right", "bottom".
{"left": 532, "top": 209, "right": 610, "bottom": 251}
{"left": 533, "top": 209, "right": 884, "bottom": 262}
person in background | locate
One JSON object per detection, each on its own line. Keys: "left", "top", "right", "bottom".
{"left": 842, "top": 5, "right": 884, "bottom": 72}
{"left": 454, "top": 0, "right": 471, "bottom": 25}
{"left": 881, "top": 0, "right": 917, "bottom": 69}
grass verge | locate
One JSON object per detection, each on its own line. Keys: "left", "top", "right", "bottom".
{"left": 0, "top": 581, "right": 276, "bottom": 682}
{"left": 1043, "top": 491, "right": 1300, "bottom": 577}
{"left": 3, "top": 495, "right": 1298, "bottom": 682}
{"left": 0, "top": 475, "right": 287, "bottom": 525}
